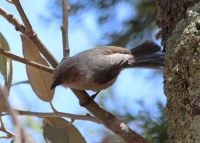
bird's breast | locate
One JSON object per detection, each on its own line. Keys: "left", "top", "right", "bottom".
{"left": 61, "top": 74, "right": 117, "bottom": 91}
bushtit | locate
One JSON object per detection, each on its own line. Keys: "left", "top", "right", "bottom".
{"left": 50, "top": 40, "right": 163, "bottom": 93}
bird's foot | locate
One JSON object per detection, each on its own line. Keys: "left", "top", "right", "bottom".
{"left": 80, "top": 91, "right": 100, "bottom": 106}
{"left": 91, "top": 91, "right": 100, "bottom": 100}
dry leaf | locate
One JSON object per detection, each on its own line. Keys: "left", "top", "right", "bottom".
{"left": 43, "top": 123, "right": 69, "bottom": 143}
{"left": 43, "top": 117, "right": 86, "bottom": 143}
{"left": 20, "top": 34, "right": 55, "bottom": 102}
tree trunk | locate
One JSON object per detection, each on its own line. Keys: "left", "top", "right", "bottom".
{"left": 157, "top": 0, "right": 200, "bottom": 142}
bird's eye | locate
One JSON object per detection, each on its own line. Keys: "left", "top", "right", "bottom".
{"left": 61, "top": 74, "right": 64, "bottom": 78}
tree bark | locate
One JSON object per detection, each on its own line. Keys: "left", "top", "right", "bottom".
{"left": 157, "top": 0, "right": 200, "bottom": 142}
{"left": 156, "top": 0, "right": 200, "bottom": 49}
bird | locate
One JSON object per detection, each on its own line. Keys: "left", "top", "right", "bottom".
{"left": 50, "top": 40, "right": 163, "bottom": 97}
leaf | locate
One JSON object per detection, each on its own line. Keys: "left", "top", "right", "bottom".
{"left": 0, "top": 33, "right": 13, "bottom": 115}
{"left": 43, "top": 123, "right": 69, "bottom": 143}
{"left": 20, "top": 34, "right": 55, "bottom": 102}
{"left": 43, "top": 117, "right": 86, "bottom": 143}
{"left": 0, "top": 32, "right": 13, "bottom": 90}
{"left": 0, "top": 33, "right": 9, "bottom": 80}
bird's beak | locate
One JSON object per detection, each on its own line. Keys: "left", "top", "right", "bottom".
{"left": 50, "top": 80, "right": 61, "bottom": 90}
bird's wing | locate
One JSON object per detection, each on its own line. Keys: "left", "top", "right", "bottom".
{"left": 94, "top": 46, "right": 131, "bottom": 55}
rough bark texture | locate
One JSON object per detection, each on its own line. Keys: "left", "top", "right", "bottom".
{"left": 157, "top": 0, "right": 200, "bottom": 142}
{"left": 156, "top": 0, "right": 200, "bottom": 49}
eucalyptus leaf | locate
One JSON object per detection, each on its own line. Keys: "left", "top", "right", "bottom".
{"left": 43, "top": 117, "right": 86, "bottom": 143}
{"left": 20, "top": 34, "right": 55, "bottom": 102}
{"left": 43, "top": 123, "right": 69, "bottom": 143}
{"left": 0, "top": 33, "right": 13, "bottom": 115}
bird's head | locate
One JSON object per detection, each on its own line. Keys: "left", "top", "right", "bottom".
{"left": 50, "top": 67, "right": 66, "bottom": 90}
{"left": 50, "top": 58, "right": 68, "bottom": 90}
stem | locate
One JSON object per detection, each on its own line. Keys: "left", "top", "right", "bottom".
{"left": 0, "top": 7, "right": 25, "bottom": 33}
{"left": 49, "top": 101, "right": 57, "bottom": 113}
{"left": 61, "top": 0, "right": 70, "bottom": 58}
{"left": 3, "top": 109, "right": 100, "bottom": 124}
{"left": 0, "top": 86, "right": 22, "bottom": 138}
{"left": 0, "top": 6, "right": 58, "bottom": 68}
{"left": 0, "top": 126, "right": 15, "bottom": 138}
{"left": 0, "top": 47, "right": 53, "bottom": 73}
{"left": 13, "top": 0, "right": 32, "bottom": 35}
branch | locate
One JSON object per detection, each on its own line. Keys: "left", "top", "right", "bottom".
{"left": 0, "top": 7, "right": 25, "bottom": 33}
{"left": 0, "top": 85, "right": 25, "bottom": 140}
{"left": 0, "top": 116, "right": 15, "bottom": 138}
{"left": 0, "top": 47, "right": 53, "bottom": 73}
{"left": 72, "top": 89, "right": 149, "bottom": 143}
{"left": 0, "top": 6, "right": 58, "bottom": 68}
{"left": 12, "top": 0, "right": 32, "bottom": 34}
{"left": 3, "top": 109, "right": 100, "bottom": 124}
{"left": 0, "top": 126, "right": 15, "bottom": 138}
{"left": 61, "top": 0, "right": 70, "bottom": 57}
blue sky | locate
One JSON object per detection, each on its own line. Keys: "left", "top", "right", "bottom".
{"left": 0, "top": 0, "right": 166, "bottom": 142}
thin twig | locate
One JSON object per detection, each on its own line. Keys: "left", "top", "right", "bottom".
{"left": 61, "top": 0, "right": 70, "bottom": 57}
{"left": 0, "top": 86, "right": 21, "bottom": 139}
{"left": 3, "top": 109, "right": 100, "bottom": 124}
{"left": 0, "top": 111, "right": 15, "bottom": 138}
{"left": 0, "top": 7, "right": 25, "bottom": 33}
{"left": 0, "top": 47, "right": 53, "bottom": 73}
{"left": 0, "top": 126, "right": 15, "bottom": 138}
{"left": 0, "top": 6, "right": 58, "bottom": 68}
{"left": 49, "top": 101, "right": 57, "bottom": 112}
{"left": 66, "top": 119, "right": 74, "bottom": 129}
{"left": 1, "top": 85, "right": 36, "bottom": 142}
{"left": 13, "top": 0, "right": 32, "bottom": 35}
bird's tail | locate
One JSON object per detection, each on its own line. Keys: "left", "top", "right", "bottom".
{"left": 130, "top": 40, "right": 164, "bottom": 69}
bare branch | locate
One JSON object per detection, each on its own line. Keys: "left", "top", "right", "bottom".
{"left": 0, "top": 6, "right": 58, "bottom": 68}
{"left": 0, "top": 126, "right": 15, "bottom": 138}
{"left": 12, "top": 0, "right": 32, "bottom": 34}
{"left": 0, "top": 7, "right": 25, "bottom": 33}
{"left": 0, "top": 46, "right": 53, "bottom": 73}
{"left": 61, "top": 0, "right": 70, "bottom": 57}
{"left": 0, "top": 116, "right": 15, "bottom": 138}
{"left": 3, "top": 109, "right": 100, "bottom": 124}
{"left": 0, "top": 85, "right": 25, "bottom": 141}
{"left": 72, "top": 89, "right": 149, "bottom": 143}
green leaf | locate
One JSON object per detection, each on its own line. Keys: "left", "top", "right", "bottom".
{"left": 43, "top": 117, "right": 86, "bottom": 143}
{"left": 0, "top": 32, "right": 13, "bottom": 115}
{"left": 0, "top": 32, "right": 13, "bottom": 90}
{"left": 43, "top": 123, "right": 69, "bottom": 143}
{"left": 0, "top": 33, "right": 9, "bottom": 79}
